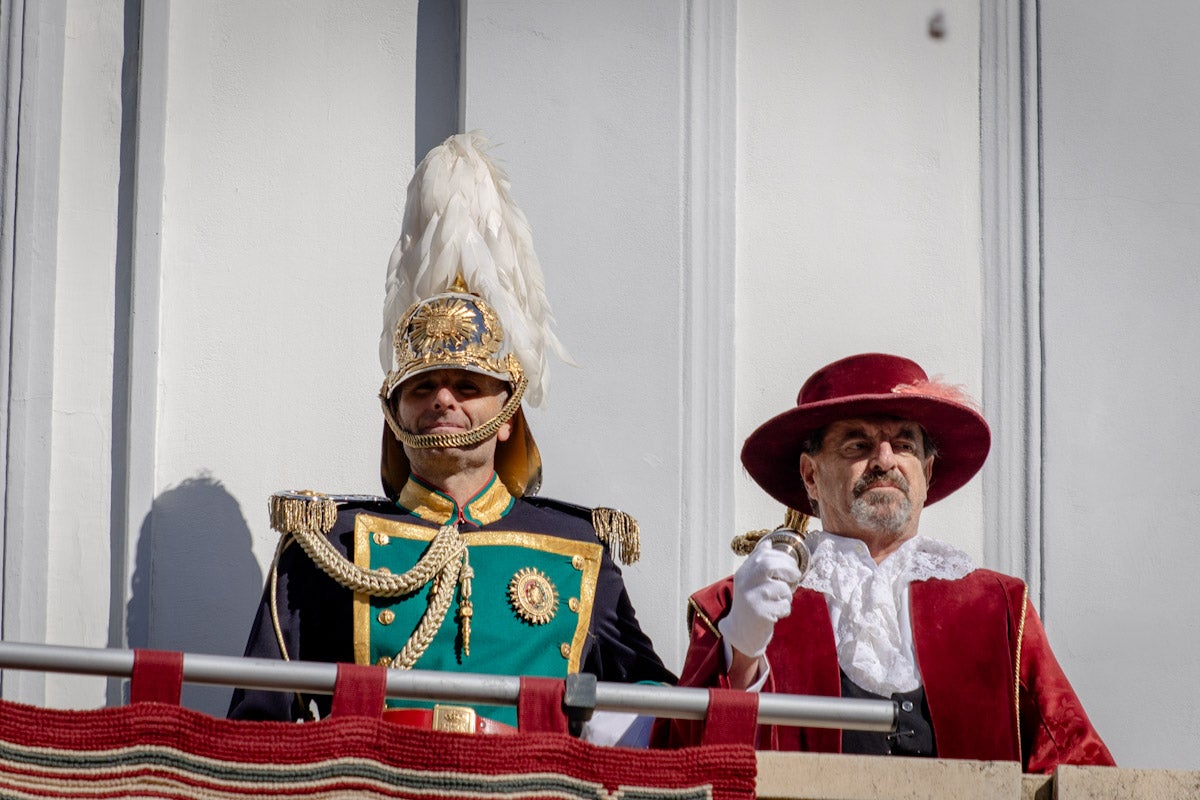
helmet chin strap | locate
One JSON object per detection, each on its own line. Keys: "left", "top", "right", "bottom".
{"left": 381, "top": 374, "right": 528, "bottom": 450}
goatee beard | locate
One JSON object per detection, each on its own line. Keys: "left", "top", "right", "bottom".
{"left": 851, "top": 493, "right": 912, "bottom": 533}
{"left": 850, "top": 471, "right": 913, "bottom": 533}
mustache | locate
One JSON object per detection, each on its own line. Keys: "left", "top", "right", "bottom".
{"left": 853, "top": 469, "right": 910, "bottom": 498}
{"left": 418, "top": 413, "right": 469, "bottom": 432}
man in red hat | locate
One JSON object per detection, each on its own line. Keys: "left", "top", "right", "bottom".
{"left": 658, "top": 353, "right": 1114, "bottom": 772}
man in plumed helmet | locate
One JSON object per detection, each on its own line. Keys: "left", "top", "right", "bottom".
{"left": 229, "top": 134, "right": 674, "bottom": 738}
{"left": 658, "top": 353, "right": 1113, "bottom": 772}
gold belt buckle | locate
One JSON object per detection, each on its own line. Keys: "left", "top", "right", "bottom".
{"left": 432, "top": 704, "right": 477, "bottom": 734}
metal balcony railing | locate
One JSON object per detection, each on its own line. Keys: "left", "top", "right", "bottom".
{"left": 0, "top": 639, "right": 897, "bottom": 732}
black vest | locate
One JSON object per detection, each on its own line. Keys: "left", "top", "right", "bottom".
{"left": 840, "top": 671, "right": 936, "bottom": 758}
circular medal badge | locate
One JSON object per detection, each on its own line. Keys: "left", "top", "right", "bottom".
{"left": 508, "top": 567, "right": 559, "bottom": 625}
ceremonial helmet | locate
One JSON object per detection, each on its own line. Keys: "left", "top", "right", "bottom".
{"left": 378, "top": 133, "right": 572, "bottom": 499}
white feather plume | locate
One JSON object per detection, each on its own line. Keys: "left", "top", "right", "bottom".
{"left": 379, "top": 132, "right": 574, "bottom": 408}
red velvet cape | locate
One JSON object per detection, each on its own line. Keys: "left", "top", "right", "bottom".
{"left": 658, "top": 569, "right": 1114, "bottom": 773}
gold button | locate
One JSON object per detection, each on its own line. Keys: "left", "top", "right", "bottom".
{"left": 571, "top": 555, "right": 584, "bottom": 570}
{"left": 568, "top": 597, "right": 580, "bottom": 613}
{"left": 372, "top": 532, "right": 390, "bottom": 546}
{"left": 376, "top": 566, "right": 391, "bottom": 575}
{"left": 559, "top": 643, "right": 571, "bottom": 659}
{"left": 377, "top": 609, "right": 395, "bottom": 625}
{"left": 377, "top": 655, "right": 393, "bottom": 667}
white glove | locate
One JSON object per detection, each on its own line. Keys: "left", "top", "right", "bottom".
{"left": 718, "top": 537, "right": 801, "bottom": 658}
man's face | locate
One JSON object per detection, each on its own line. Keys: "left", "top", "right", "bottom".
{"left": 394, "top": 368, "right": 512, "bottom": 471}
{"left": 799, "top": 417, "right": 934, "bottom": 543}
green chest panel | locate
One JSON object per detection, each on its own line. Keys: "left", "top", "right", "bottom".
{"left": 351, "top": 514, "right": 602, "bottom": 724}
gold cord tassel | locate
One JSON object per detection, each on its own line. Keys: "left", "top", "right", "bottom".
{"left": 591, "top": 507, "right": 641, "bottom": 565}
{"left": 730, "top": 507, "right": 811, "bottom": 555}
{"left": 783, "top": 507, "right": 810, "bottom": 532}
{"left": 729, "top": 529, "right": 769, "bottom": 556}
{"left": 458, "top": 547, "right": 474, "bottom": 657}
{"left": 269, "top": 491, "right": 338, "bottom": 536}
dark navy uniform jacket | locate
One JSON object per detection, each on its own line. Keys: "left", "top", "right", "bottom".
{"left": 228, "top": 475, "right": 675, "bottom": 721}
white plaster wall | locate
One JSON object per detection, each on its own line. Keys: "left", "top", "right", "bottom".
{"left": 43, "top": 0, "right": 125, "bottom": 708}
{"left": 458, "top": 0, "right": 697, "bottom": 671}
{"left": 1039, "top": 1, "right": 1200, "bottom": 769}
{"left": 736, "top": 2, "right": 985, "bottom": 557}
{"left": 146, "top": 0, "right": 417, "bottom": 713}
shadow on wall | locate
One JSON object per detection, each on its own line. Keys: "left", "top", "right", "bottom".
{"left": 126, "top": 473, "right": 263, "bottom": 716}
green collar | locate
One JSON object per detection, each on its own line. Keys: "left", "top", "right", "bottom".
{"left": 397, "top": 473, "right": 514, "bottom": 526}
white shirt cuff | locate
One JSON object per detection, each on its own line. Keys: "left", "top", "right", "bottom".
{"left": 722, "top": 639, "right": 770, "bottom": 691}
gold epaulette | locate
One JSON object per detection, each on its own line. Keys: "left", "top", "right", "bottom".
{"left": 591, "top": 507, "right": 641, "bottom": 565}
{"left": 268, "top": 490, "right": 386, "bottom": 537}
{"left": 730, "top": 506, "right": 811, "bottom": 555}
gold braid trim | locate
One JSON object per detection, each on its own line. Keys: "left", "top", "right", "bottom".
{"left": 380, "top": 373, "right": 528, "bottom": 450}
{"left": 390, "top": 555, "right": 463, "bottom": 669}
{"left": 1014, "top": 583, "right": 1029, "bottom": 761}
{"left": 269, "top": 535, "right": 293, "bottom": 661}
{"left": 290, "top": 521, "right": 466, "bottom": 597}
{"left": 267, "top": 491, "right": 474, "bottom": 671}
{"left": 289, "top": 518, "right": 469, "bottom": 669}
{"left": 267, "top": 534, "right": 316, "bottom": 720}
{"left": 688, "top": 597, "right": 719, "bottom": 640}
{"left": 591, "top": 507, "right": 640, "bottom": 565}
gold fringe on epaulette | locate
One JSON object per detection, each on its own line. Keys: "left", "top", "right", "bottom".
{"left": 591, "top": 507, "right": 640, "bottom": 565}
{"left": 269, "top": 491, "right": 338, "bottom": 536}
{"left": 730, "top": 506, "right": 810, "bottom": 555}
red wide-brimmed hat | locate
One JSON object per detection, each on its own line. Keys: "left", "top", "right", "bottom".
{"left": 741, "top": 353, "right": 991, "bottom": 516}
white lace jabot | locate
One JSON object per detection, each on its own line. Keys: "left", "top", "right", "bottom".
{"left": 799, "top": 531, "right": 975, "bottom": 696}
